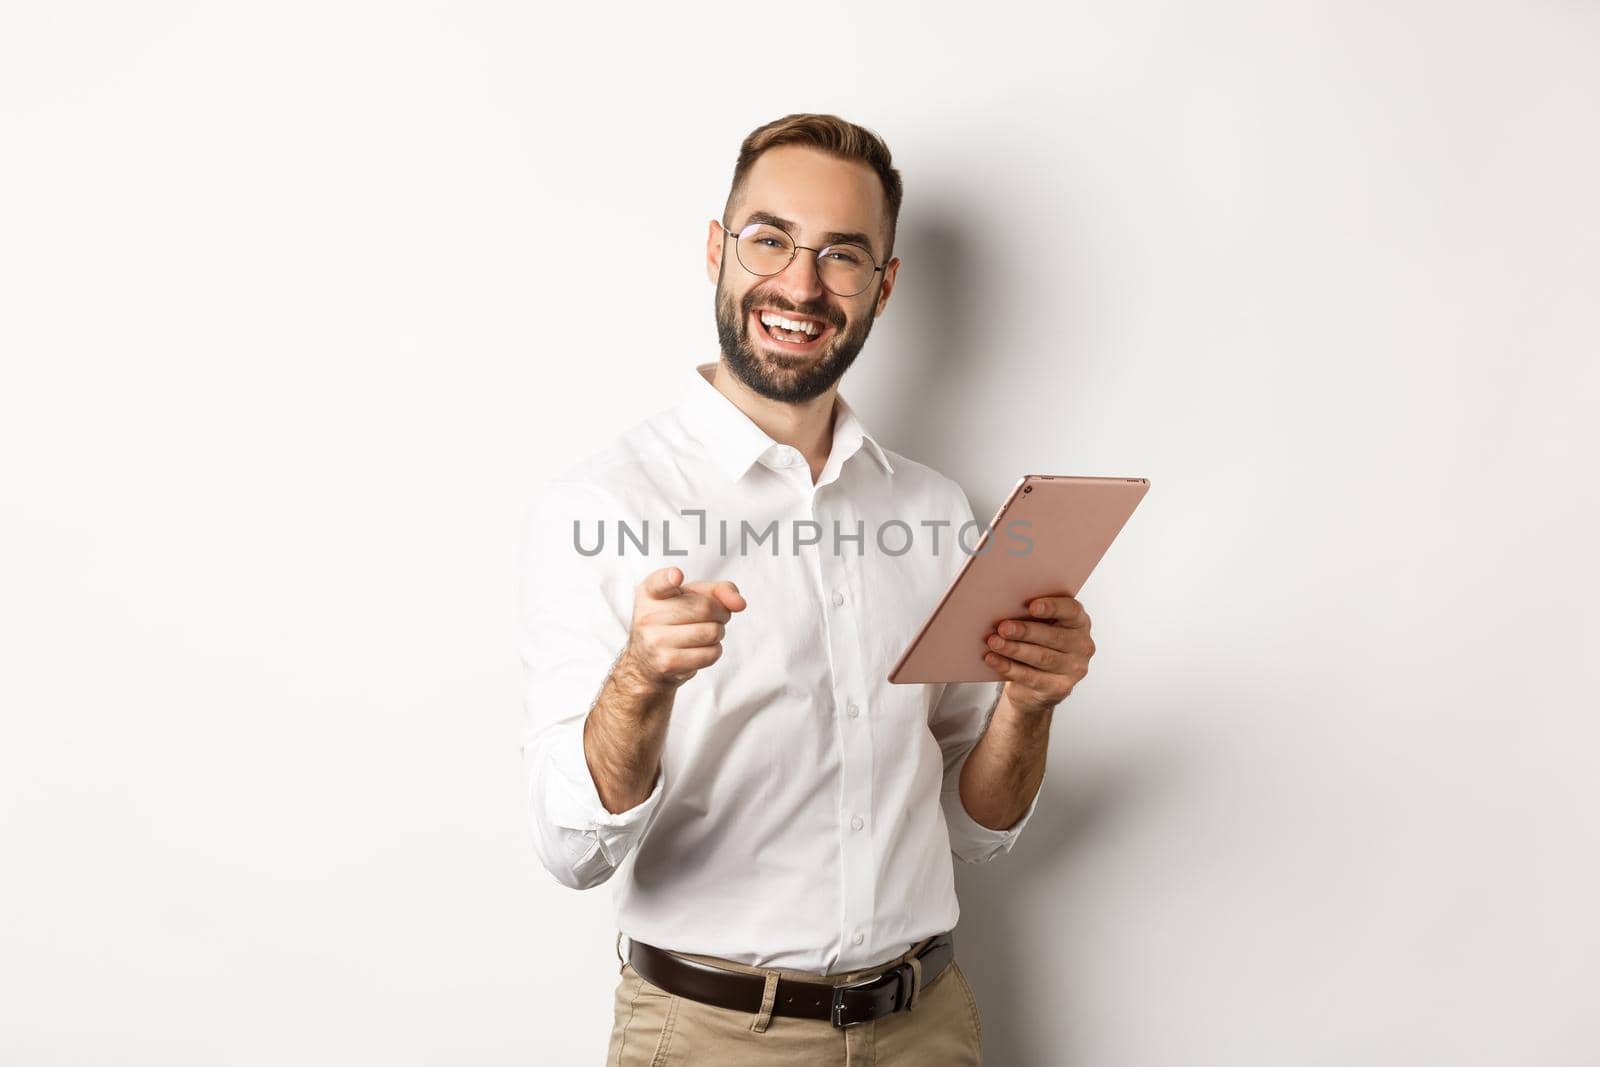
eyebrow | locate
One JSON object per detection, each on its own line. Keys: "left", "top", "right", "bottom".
{"left": 737, "top": 210, "right": 879, "bottom": 257}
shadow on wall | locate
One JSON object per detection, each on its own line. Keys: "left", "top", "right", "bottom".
{"left": 952, "top": 733, "right": 1190, "bottom": 1067}
{"left": 872, "top": 188, "right": 1098, "bottom": 522}
{"left": 872, "top": 201, "right": 990, "bottom": 482}
{"left": 882, "top": 202, "right": 1185, "bottom": 1064}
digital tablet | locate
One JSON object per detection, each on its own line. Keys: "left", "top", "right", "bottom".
{"left": 887, "top": 474, "right": 1150, "bottom": 684}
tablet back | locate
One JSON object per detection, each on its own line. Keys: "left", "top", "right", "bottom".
{"left": 888, "top": 474, "right": 1150, "bottom": 684}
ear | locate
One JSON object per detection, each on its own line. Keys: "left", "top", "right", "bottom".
{"left": 874, "top": 256, "right": 901, "bottom": 317}
{"left": 706, "top": 220, "right": 725, "bottom": 285}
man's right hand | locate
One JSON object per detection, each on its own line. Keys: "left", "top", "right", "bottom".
{"left": 622, "top": 565, "right": 747, "bottom": 689}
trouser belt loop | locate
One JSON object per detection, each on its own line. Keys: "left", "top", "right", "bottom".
{"left": 904, "top": 955, "right": 924, "bottom": 1011}
{"left": 750, "top": 970, "right": 780, "bottom": 1033}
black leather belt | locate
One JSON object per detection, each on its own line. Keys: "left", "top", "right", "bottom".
{"left": 628, "top": 931, "right": 956, "bottom": 1029}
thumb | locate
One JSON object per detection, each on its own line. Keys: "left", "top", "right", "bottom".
{"left": 642, "top": 565, "right": 684, "bottom": 599}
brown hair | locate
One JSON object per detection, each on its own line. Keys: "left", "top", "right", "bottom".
{"left": 723, "top": 113, "right": 904, "bottom": 261}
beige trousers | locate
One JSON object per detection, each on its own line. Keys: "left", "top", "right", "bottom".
{"left": 605, "top": 934, "right": 983, "bottom": 1066}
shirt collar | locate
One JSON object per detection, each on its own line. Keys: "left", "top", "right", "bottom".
{"left": 678, "top": 361, "right": 895, "bottom": 484}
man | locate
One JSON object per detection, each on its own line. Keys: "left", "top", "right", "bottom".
{"left": 519, "top": 113, "right": 1094, "bottom": 1065}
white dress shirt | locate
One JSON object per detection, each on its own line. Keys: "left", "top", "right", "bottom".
{"left": 518, "top": 360, "right": 1041, "bottom": 975}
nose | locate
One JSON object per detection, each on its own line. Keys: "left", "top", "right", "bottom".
{"left": 769, "top": 246, "right": 828, "bottom": 305}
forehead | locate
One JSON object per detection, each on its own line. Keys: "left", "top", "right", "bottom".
{"left": 735, "top": 144, "right": 887, "bottom": 248}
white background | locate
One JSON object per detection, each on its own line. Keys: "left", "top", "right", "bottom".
{"left": 3, "top": 2, "right": 1597, "bottom": 1064}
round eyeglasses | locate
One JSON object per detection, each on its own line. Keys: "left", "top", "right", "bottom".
{"left": 719, "top": 220, "right": 886, "bottom": 298}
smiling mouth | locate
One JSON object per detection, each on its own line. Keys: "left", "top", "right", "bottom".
{"left": 750, "top": 308, "right": 834, "bottom": 351}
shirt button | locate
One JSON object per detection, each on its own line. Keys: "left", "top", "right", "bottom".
{"left": 851, "top": 815, "right": 864, "bottom": 831}
{"left": 846, "top": 702, "right": 859, "bottom": 718}
{"left": 831, "top": 590, "right": 845, "bottom": 607}
{"left": 852, "top": 931, "right": 864, "bottom": 946}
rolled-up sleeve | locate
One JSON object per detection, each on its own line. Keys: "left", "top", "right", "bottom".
{"left": 926, "top": 478, "right": 1043, "bottom": 863}
{"left": 929, "top": 678, "right": 1043, "bottom": 863}
{"left": 517, "top": 479, "right": 665, "bottom": 890}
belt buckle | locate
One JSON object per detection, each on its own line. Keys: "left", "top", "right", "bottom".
{"left": 830, "top": 962, "right": 915, "bottom": 1029}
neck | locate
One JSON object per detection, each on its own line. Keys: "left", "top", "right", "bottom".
{"left": 710, "top": 358, "right": 837, "bottom": 468}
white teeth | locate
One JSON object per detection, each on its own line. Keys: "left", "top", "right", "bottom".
{"left": 760, "top": 311, "right": 819, "bottom": 336}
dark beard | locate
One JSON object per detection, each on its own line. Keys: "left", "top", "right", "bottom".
{"left": 714, "top": 269, "right": 875, "bottom": 404}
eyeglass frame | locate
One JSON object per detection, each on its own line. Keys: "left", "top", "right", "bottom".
{"left": 717, "top": 219, "right": 887, "bottom": 298}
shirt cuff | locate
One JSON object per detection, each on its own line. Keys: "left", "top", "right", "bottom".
{"left": 940, "top": 772, "right": 1042, "bottom": 864}
{"left": 541, "top": 718, "right": 665, "bottom": 868}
